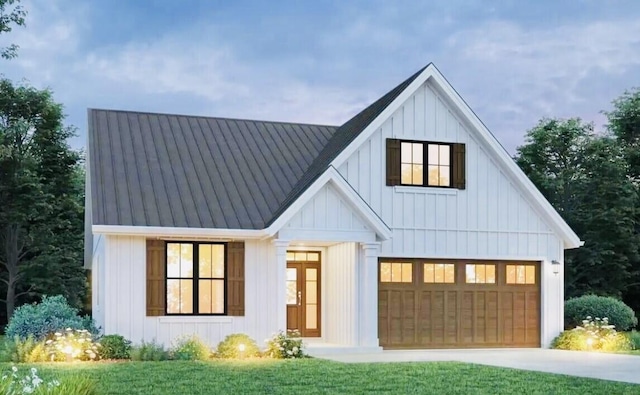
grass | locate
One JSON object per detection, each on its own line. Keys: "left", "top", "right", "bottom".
{"left": 0, "top": 359, "right": 638, "bottom": 395}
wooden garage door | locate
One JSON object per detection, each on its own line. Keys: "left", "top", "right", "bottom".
{"left": 378, "top": 259, "right": 540, "bottom": 349}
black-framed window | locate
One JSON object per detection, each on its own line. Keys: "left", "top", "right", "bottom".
{"left": 401, "top": 140, "right": 451, "bottom": 187}
{"left": 166, "top": 242, "right": 226, "bottom": 315}
{"left": 387, "top": 139, "right": 465, "bottom": 189}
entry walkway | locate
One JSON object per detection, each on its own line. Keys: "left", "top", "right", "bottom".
{"left": 319, "top": 349, "right": 640, "bottom": 384}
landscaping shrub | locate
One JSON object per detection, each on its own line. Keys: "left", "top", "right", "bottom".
{"left": 98, "top": 335, "right": 131, "bottom": 360}
{"left": 565, "top": 295, "right": 637, "bottom": 331}
{"left": 45, "top": 329, "right": 101, "bottom": 361}
{"left": 0, "top": 336, "right": 48, "bottom": 363}
{"left": 5, "top": 295, "right": 98, "bottom": 340}
{"left": 171, "top": 335, "right": 212, "bottom": 361}
{"left": 628, "top": 330, "right": 640, "bottom": 350}
{"left": 0, "top": 365, "right": 96, "bottom": 395}
{"left": 265, "top": 330, "right": 305, "bottom": 359}
{"left": 130, "top": 340, "right": 169, "bottom": 361}
{"left": 552, "top": 317, "right": 631, "bottom": 352}
{"left": 215, "top": 333, "right": 260, "bottom": 359}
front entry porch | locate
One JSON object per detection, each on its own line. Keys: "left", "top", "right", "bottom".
{"left": 272, "top": 240, "right": 383, "bottom": 354}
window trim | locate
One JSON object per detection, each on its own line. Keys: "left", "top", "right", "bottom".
{"left": 164, "top": 241, "right": 228, "bottom": 316}
{"left": 398, "top": 139, "right": 454, "bottom": 188}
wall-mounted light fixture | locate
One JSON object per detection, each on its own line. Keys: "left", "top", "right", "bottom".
{"left": 551, "top": 260, "right": 561, "bottom": 275}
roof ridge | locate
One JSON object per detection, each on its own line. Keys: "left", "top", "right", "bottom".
{"left": 87, "top": 108, "right": 339, "bottom": 129}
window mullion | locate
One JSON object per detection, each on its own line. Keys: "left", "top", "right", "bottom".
{"left": 193, "top": 242, "right": 199, "bottom": 315}
{"left": 448, "top": 143, "right": 453, "bottom": 188}
{"left": 422, "top": 142, "right": 428, "bottom": 186}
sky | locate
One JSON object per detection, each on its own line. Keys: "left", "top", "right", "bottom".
{"left": 1, "top": 0, "right": 639, "bottom": 153}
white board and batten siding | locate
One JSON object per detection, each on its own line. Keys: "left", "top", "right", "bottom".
{"left": 99, "top": 235, "right": 280, "bottom": 348}
{"left": 279, "top": 182, "right": 376, "bottom": 243}
{"left": 337, "top": 79, "right": 564, "bottom": 347}
{"left": 324, "top": 242, "right": 358, "bottom": 345}
{"left": 91, "top": 234, "right": 105, "bottom": 331}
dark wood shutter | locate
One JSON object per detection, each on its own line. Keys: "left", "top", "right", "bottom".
{"left": 452, "top": 143, "right": 466, "bottom": 190}
{"left": 386, "top": 138, "right": 401, "bottom": 186}
{"left": 226, "top": 242, "right": 245, "bottom": 316}
{"left": 146, "top": 239, "right": 166, "bottom": 316}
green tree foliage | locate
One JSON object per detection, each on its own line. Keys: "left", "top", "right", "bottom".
{"left": 0, "top": 0, "right": 26, "bottom": 59}
{"left": 515, "top": 118, "right": 640, "bottom": 300}
{"left": 606, "top": 88, "right": 640, "bottom": 180}
{"left": 605, "top": 88, "right": 640, "bottom": 316}
{"left": 0, "top": 78, "right": 86, "bottom": 320}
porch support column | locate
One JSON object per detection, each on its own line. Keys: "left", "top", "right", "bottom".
{"left": 273, "top": 239, "right": 290, "bottom": 332}
{"left": 359, "top": 242, "right": 381, "bottom": 347}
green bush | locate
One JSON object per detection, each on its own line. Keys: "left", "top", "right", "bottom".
{"left": 628, "top": 330, "right": 640, "bottom": 350}
{"left": 0, "top": 365, "right": 96, "bottom": 395}
{"left": 171, "top": 335, "right": 212, "bottom": 360}
{"left": 5, "top": 295, "right": 97, "bottom": 340}
{"left": 552, "top": 317, "right": 631, "bottom": 352}
{"left": 0, "top": 336, "right": 48, "bottom": 363}
{"left": 215, "top": 333, "right": 260, "bottom": 359}
{"left": 130, "top": 340, "right": 169, "bottom": 361}
{"left": 98, "top": 335, "right": 131, "bottom": 360}
{"left": 565, "top": 295, "right": 637, "bottom": 331}
{"left": 265, "top": 330, "right": 305, "bottom": 359}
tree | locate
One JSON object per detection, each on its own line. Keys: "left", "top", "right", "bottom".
{"left": 605, "top": 87, "right": 640, "bottom": 315}
{"left": 0, "top": 0, "right": 26, "bottom": 59}
{"left": 514, "top": 118, "right": 591, "bottom": 217}
{"left": 566, "top": 137, "right": 639, "bottom": 297}
{"left": 0, "top": 78, "right": 86, "bottom": 320}
{"left": 606, "top": 88, "right": 640, "bottom": 180}
{"left": 515, "top": 118, "right": 640, "bottom": 299}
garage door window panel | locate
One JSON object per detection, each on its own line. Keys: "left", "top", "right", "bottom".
{"left": 466, "top": 264, "right": 496, "bottom": 284}
{"left": 424, "top": 263, "right": 455, "bottom": 283}
{"left": 506, "top": 264, "right": 536, "bottom": 285}
{"left": 380, "top": 262, "right": 412, "bottom": 283}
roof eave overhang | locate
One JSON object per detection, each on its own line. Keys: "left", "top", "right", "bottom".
{"left": 92, "top": 169, "right": 393, "bottom": 243}
{"left": 92, "top": 225, "right": 267, "bottom": 240}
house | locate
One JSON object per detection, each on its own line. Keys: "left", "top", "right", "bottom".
{"left": 85, "top": 63, "right": 582, "bottom": 352}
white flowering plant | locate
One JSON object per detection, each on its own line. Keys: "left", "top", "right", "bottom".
{"left": 0, "top": 365, "right": 60, "bottom": 394}
{"left": 44, "top": 328, "right": 101, "bottom": 362}
{"left": 552, "top": 316, "right": 632, "bottom": 352}
{"left": 265, "top": 330, "right": 305, "bottom": 359}
{"left": 0, "top": 365, "right": 96, "bottom": 395}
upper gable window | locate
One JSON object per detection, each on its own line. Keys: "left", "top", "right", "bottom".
{"left": 387, "top": 139, "right": 465, "bottom": 189}
{"left": 401, "top": 142, "right": 424, "bottom": 185}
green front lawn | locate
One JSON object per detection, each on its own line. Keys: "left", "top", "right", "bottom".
{"left": 1, "top": 359, "right": 638, "bottom": 395}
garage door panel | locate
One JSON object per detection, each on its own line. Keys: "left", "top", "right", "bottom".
{"left": 382, "top": 289, "right": 418, "bottom": 346}
{"left": 379, "top": 260, "right": 540, "bottom": 348}
{"left": 418, "top": 290, "right": 459, "bottom": 346}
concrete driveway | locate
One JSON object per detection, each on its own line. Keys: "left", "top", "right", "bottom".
{"left": 319, "top": 349, "right": 640, "bottom": 384}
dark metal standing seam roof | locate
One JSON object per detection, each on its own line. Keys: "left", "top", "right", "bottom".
{"left": 88, "top": 65, "right": 426, "bottom": 229}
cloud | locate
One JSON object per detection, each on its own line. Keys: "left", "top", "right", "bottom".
{"left": 3, "top": 0, "right": 640, "bottom": 154}
{"left": 443, "top": 18, "right": 640, "bottom": 150}
{"left": 2, "top": 0, "right": 87, "bottom": 84}
{"left": 82, "top": 40, "right": 248, "bottom": 102}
